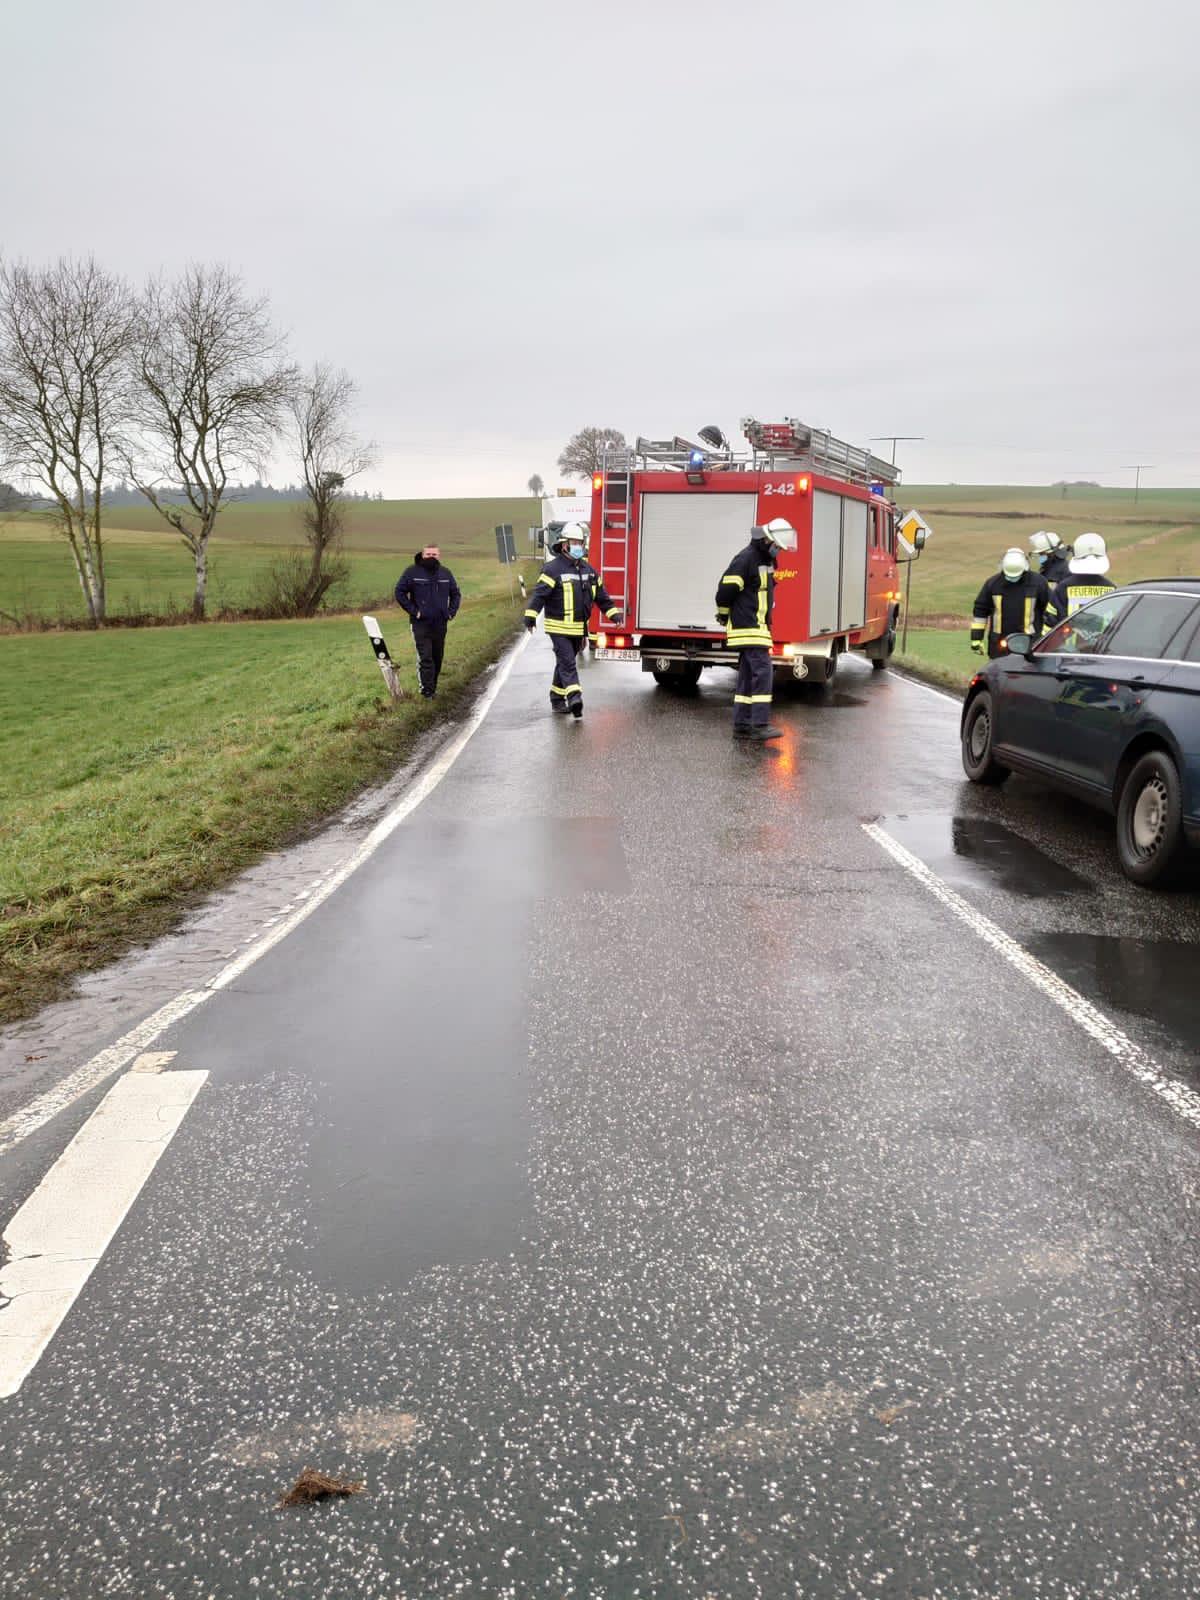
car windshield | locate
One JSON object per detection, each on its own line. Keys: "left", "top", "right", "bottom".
{"left": 1034, "top": 591, "right": 1136, "bottom": 655}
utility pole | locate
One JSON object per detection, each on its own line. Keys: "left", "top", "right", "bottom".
{"left": 870, "top": 434, "right": 924, "bottom": 467}
{"left": 1125, "top": 464, "right": 1153, "bottom": 506}
{"left": 871, "top": 437, "right": 925, "bottom": 653}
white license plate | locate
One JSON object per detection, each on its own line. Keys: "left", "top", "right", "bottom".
{"left": 594, "top": 648, "right": 640, "bottom": 662}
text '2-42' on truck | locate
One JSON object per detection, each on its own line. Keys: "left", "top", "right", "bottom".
{"left": 587, "top": 417, "right": 928, "bottom": 688}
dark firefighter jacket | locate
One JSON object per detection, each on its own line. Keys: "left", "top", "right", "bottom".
{"left": 1038, "top": 549, "right": 1072, "bottom": 586}
{"left": 1046, "top": 573, "right": 1116, "bottom": 627}
{"left": 394, "top": 559, "right": 461, "bottom": 624}
{"left": 970, "top": 570, "right": 1051, "bottom": 657}
{"left": 715, "top": 541, "right": 775, "bottom": 649}
{"left": 524, "top": 555, "right": 620, "bottom": 637}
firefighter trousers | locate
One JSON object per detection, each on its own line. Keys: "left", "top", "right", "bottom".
{"left": 411, "top": 618, "right": 447, "bottom": 697}
{"left": 549, "top": 632, "right": 585, "bottom": 706}
{"left": 733, "top": 646, "right": 773, "bottom": 728}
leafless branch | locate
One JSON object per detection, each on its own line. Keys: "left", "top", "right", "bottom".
{"left": 125, "top": 264, "right": 293, "bottom": 616}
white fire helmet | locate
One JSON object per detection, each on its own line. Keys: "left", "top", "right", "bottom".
{"left": 1001, "top": 547, "right": 1029, "bottom": 581}
{"left": 1069, "top": 531, "right": 1110, "bottom": 576}
{"left": 549, "top": 521, "right": 589, "bottom": 554}
{"left": 1029, "top": 530, "right": 1063, "bottom": 556}
{"left": 754, "top": 517, "right": 798, "bottom": 552}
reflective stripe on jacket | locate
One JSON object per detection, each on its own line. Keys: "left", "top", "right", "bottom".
{"left": 1045, "top": 575, "right": 1116, "bottom": 626}
{"left": 969, "top": 570, "right": 1050, "bottom": 652}
{"left": 524, "top": 555, "right": 619, "bottom": 637}
{"left": 716, "top": 541, "right": 774, "bottom": 649}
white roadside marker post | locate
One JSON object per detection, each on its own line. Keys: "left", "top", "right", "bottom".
{"left": 362, "top": 615, "right": 405, "bottom": 700}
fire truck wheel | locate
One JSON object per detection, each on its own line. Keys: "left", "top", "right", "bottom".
{"left": 811, "top": 652, "right": 838, "bottom": 686}
{"left": 870, "top": 627, "right": 896, "bottom": 671}
{"left": 961, "top": 691, "right": 1010, "bottom": 785}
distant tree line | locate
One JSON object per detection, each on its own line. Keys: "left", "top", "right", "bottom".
{"left": 0, "top": 258, "right": 376, "bottom": 622}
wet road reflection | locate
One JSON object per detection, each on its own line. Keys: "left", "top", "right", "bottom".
{"left": 883, "top": 813, "right": 1091, "bottom": 898}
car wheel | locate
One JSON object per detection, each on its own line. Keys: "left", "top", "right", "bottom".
{"left": 961, "top": 692, "right": 1010, "bottom": 785}
{"left": 1116, "top": 750, "right": 1187, "bottom": 887}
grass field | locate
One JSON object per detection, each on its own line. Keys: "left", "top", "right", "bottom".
{"left": 0, "top": 596, "right": 523, "bottom": 1021}
{"left": 898, "top": 484, "right": 1200, "bottom": 621}
{"left": 0, "top": 496, "right": 542, "bottom": 622}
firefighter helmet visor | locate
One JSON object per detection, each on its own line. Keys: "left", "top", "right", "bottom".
{"left": 754, "top": 517, "right": 798, "bottom": 552}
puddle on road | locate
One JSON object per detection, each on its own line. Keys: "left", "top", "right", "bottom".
{"left": 884, "top": 814, "right": 1090, "bottom": 898}
{"left": 1027, "top": 933, "right": 1200, "bottom": 1057}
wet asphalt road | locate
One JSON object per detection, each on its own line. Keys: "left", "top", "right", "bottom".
{"left": 4, "top": 637, "right": 1200, "bottom": 1597}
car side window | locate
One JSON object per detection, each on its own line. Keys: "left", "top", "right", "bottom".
{"left": 1182, "top": 618, "right": 1200, "bottom": 662}
{"left": 1035, "top": 592, "right": 1137, "bottom": 656}
{"left": 1101, "top": 594, "right": 1200, "bottom": 660}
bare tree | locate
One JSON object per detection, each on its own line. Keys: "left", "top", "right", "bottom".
{"left": 127, "top": 265, "right": 293, "bottom": 617}
{"left": 0, "top": 258, "right": 134, "bottom": 623}
{"left": 287, "top": 362, "right": 373, "bottom": 616}
{"left": 556, "top": 427, "right": 626, "bottom": 480}
{"left": 527, "top": 472, "right": 544, "bottom": 497}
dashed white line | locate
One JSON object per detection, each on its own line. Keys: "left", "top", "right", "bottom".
{"left": 0, "top": 631, "right": 531, "bottom": 1158}
{"left": 863, "top": 821, "right": 1200, "bottom": 1133}
{"left": 0, "top": 1068, "right": 208, "bottom": 1398}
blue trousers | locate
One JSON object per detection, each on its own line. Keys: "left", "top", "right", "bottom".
{"left": 733, "top": 647, "right": 773, "bottom": 728}
{"left": 549, "top": 633, "right": 584, "bottom": 704}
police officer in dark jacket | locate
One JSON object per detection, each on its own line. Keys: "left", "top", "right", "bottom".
{"left": 970, "top": 547, "right": 1050, "bottom": 658}
{"left": 523, "top": 522, "right": 621, "bottom": 719}
{"left": 394, "top": 544, "right": 461, "bottom": 698}
{"left": 1029, "top": 530, "right": 1072, "bottom": 586}
{"left": 715, "top": 517, "right": 796, "bottom": 741}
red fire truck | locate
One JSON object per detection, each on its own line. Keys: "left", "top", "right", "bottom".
{"left": 588, "top": 417, "right": 907, "bottom": 687}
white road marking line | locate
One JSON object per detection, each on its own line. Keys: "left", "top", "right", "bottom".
{"left": 892, "top": 669, "right": 964, "bottom": 706}
{"left": 863, "top": 822, "right": 1200, "bottom": 1133}
{"left": 0, "top": 633, "right": 531, "bottom": 1158}
{"left": 0, "top": 1069, "right": 208, "bottom": 1399}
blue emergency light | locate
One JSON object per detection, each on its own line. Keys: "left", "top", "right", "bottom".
{"left": 869, "top": 480, "right": 885, "bottom": 496}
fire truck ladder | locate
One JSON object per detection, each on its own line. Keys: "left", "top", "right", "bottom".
{"left": 741, "top": 417, "right": 901, "bottom": 487}
{"left": 597, "top": 445, "right": 634, "bottom": 613}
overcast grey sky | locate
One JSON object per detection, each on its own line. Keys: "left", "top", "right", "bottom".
{"left": 5, "top": 0, "right": 1199, "bottom": 493}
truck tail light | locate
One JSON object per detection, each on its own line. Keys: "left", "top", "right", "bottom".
{"left": 592, "top": 474, "right": 604, "bottom": 491}
{"left": 797, "top": 475, "right": 810, "bottom": 493}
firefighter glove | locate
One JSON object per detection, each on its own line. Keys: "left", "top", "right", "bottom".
{"left": 524, "top": 618, "right": 536, "bottom": 632}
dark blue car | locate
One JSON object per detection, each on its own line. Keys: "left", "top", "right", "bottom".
{"left": 960, "top": 579, "right": 1200, "bottom": 886}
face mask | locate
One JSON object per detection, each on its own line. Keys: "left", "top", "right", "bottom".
{"left": 567, "top": 543, "right": 584, "bottom": 560}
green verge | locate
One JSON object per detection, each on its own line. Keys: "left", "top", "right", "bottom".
{"left": 893, "top": 627, "right": 973, "bottom": 694}
{"left": 0, "top": 599, "right": 522, "bottom": 1022}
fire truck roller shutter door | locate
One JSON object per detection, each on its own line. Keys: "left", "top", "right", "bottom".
{"left": 810, "top": 491, "right": 842, "bottom": 635}
{"left": 637, "top": 493, "right": 759, "bottom": 630}
{"left": 840, "top": 498, "right": 868, "bottom": 631}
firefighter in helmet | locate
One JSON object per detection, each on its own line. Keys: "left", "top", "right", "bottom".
{"left": 523, "top": 522, "right": 621, "bottom": 719}
{"left": 715, "top": 516, "right": 796, "bottom": 742}
{"left": 1028, "top": 529, "right": 1072, "bottom": 586}
{"left": 1044, "top": 531, "right": 1115, "bottom": 628}
{"left": 970, "top": 547, "right": 1051, "bottom": 657}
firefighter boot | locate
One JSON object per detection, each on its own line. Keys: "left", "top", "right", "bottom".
{"left": 748, "top": 725, "right": 783, "bottom": 742}
{"left": 570, "top": 700, "right": 583, "bottom": 720}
